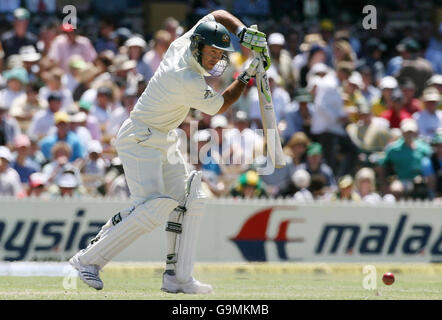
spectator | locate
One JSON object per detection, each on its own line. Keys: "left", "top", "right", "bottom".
{"left": 108, "top": 54, "right": 137, "bottom": 89}
{"left": 346, "top": 101, "right": 392, "bottom": 155}
{"left": 0, "top": 8, "right": 37, "bottom": 59}
{"left": 10, "top": 134, "right": 39, "bottom": 184}
{"left": 380, "top": 89, "right": 412, "bottom": 129}
{"left": 9, "top": 81, "right": 47, "bottom": 133}
{"left": 91, "top": 86, "right": 114, "bottom": 124}
{"left": 211, "top": 114, "right": 245, "bottom": 190}
{"left": 383, "top": 179, "right": 406, "bottom": 203}
{"left": 379, "top": 118, "right": 433, "bottom": 196}
{"left": 54, "top": 172, "right": 81, "bottom": 198}
{"left": 19, "top": 45, "right": 41, "bottom": 83}
{"left": 39, "top": 111, "right": 85, "bottom": 162}
{"left": 297, "top": 142, "right": 337, "bottom": 193}
{"left": 262, "top": 131, "right": 308, "bottom": 197}
{"left": 300, "top": 47, "right": 329, "bottom": 89}
{"left": 142, "top": 30, "right": 172, "bottom": 79}
{"left": 358, "top": 65, "right": 381, "bottom": 106}
{"left": 334, "top": 60, "right": 352, "bottom": 88}
{"left": 162, "top": 17, "right": 182, "bottom": 42}
{"left": 309, "top": 74, "right": 359, "bottom": 177}
{"left": 355, "top": 167, "right": 382, "bottom": 203}
{"left": 292, "top": 169, "right": 313, "bottom": 202}
{"left": 39, "top": 67, "right": 74, "bottom": 110}
{"left": 37, "top": 19, "right": 59, "bottom": 55}
{"left": 64, "top": 55, "right": 87, "bottom": 93}
{"left": 230, "top": 169, "right": 268, "bottom": 199}
{"left": 92, "top": 51, "right": 114, "bottom": 85}
{"left": 48, "top": 23, "right": 97, "bottom": 72}
{"left": 343, "top": 71, "right": 368, "bottom": 123}
{"left": 95, "top": 19, "right": 118, "bottom": 54}
{"left": 413, "top": 87, "right": 442, "bottom": 142}
{"left": 111, "top": 27, "right": 133, "bottom": 48}
{"left": 362, "top": 38, "right": 386, "bottom": 84}
{"left": 397, "top": 38, "right": 433, "bottom": 97}
{"left": 80, "top": 140, "right": 107, "bottom": 195}
{"left": 427, "top": 74, "right": 442, "bottom": 97}
{"left": 285, "top": 131, "right": 309, "bottom": 166}
{"left": 283, "top": 88, "right": 313, "bottom": 141}
{"left": 386, "top": 37, "right": 412, "bottom": 77}
{"left": 0, "top": 145, "right": 22, "bottom": 196}
{"left": 28, "top": 135, "right": 45, "bottom": 167}
{"left": 0, "top": 102, "right": 21, "bottom": 146}
{"left": 41, "top": 141, "right": 82, "bottom": 186}
{"left": 26, "top": 172, "right": 49, "bottom": 198}
{"left": 426, "top": 133, "right": 442, "bottom": 199}
{"left": 400, "top": 78, "right": 422, "bottom": 115}
{"left": 292, "top": 33, "right": 327, "bottom": 87}
{"left": 69, "top": 112, "right": 92, "bottom": 148}
{"left": 27, "top": 91, "right": 62, "bottom": 140}
{"left": 425, "top": 23, "right": 442, "bottom": 74}
{"left": 72, "top": 62, "right": 101, "bottom": 101}
{"left": 333, "top": 40, "right": 356, "bottom": 68}
{"left": 0, "top": 67, "right": 28, "bottom": 108}
{"left": 125, "top": 36, "right": 153, "bottom": 82}
{"left": 267, "top": 33, "right": 295, "bottom": 92}
{"left": 200, "top": 115, "right": 227, "bottom": 189}
{"left": 331, "top": 175, "right": 360, "bottom": 201}
{"left": 371, "top": 76, "right": 398, "bottom": 117}
{"left": 77, "top": 100, "right": 102, "bottom": 141}
{"left": 224, "top": 110, "right": 263, "bottom": 167}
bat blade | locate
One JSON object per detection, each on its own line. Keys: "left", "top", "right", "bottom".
{"left": 255, "top": 69, "right": 286, "bottom": 168}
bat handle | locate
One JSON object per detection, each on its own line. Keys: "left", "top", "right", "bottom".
{"left": 248, "top": 25, "right": 265, "bottom": 73}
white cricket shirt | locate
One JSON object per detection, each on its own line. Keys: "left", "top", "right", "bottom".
{"left": 130, "top": 14, "right": 224, "bottom": 132}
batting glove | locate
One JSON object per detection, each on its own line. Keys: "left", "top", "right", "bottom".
{"left": 237, "top": 26, "right": 267, "bottom": 53}
{"left": 238, "top": 57, "right": 260, "bottom": 84}
{"left": 259, "top": 46, "right": 272, "bottom": 71}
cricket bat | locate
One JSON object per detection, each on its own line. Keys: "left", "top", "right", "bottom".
{"left": 251, "top": 25, "right": 286, "bottom": 168}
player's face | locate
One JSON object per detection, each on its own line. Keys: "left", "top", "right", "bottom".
{"left": 201, "top": 45, "right": 224, "bottom": 71}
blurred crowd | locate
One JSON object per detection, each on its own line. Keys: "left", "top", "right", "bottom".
{"left": 0, "top": 1, "right": 441, "bottom": 202}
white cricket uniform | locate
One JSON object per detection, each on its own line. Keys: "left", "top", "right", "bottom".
{"left": 115, "top": 13, "right": 224, "bottom": 205}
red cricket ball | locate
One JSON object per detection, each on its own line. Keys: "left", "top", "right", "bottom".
{"left": 382, "top": 272, "right": 395, "bottom": 285}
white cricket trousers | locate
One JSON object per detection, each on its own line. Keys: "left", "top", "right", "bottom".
{"left": 115, "top": 118, "right": 188, "bottom": 208}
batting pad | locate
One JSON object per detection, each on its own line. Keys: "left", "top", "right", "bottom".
{"left": 79, "top": 196, "right": 178, "bottom": 269}
{"left": 175, "top": 171, "right": 207, "bottom": 283}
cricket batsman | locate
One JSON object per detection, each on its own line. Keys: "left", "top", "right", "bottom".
{"left": 69, "top": 10, "right": 271, "bottom": 293}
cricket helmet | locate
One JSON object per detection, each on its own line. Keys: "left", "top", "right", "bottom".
{"left": 190, "top": 21, "right": 234, "bottom": 76}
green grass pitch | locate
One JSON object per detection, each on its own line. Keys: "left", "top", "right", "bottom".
{"left": 0, "top": 263, "right": 441, "bottom": 300}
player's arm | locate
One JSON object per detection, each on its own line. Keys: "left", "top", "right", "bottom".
{"left": 216, "top": 80, "right": 246, "bottom": 114}
{"left": 211, "top": 10, "right": 244, "bottom": 35}
{"left": 216, "top": 57, "right": 260, "bottom": 115}
{"left": 211, "top": 10, "right": 268, "bottom": 59}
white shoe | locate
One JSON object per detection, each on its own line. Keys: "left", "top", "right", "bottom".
{"left": 69, "top": 253, "right": 103, "bottom": 290}
{"left": 161, "top": 273, "right": 213, "bottom": 294}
